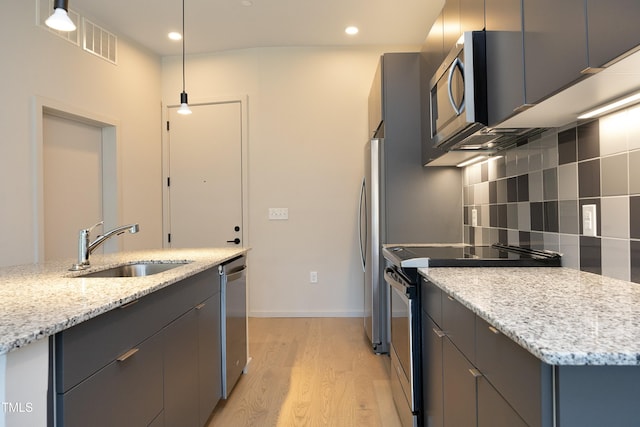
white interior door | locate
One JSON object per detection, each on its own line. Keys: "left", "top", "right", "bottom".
{"left": 167, "top": 102, "right": 243, "bottom": 248}
{"left": 43, "top": 113, "right": 103, "bottom": 260}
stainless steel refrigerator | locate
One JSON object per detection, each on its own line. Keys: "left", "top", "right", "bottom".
{"left": 359, "top": 53, "right": 463, "bottom": 354}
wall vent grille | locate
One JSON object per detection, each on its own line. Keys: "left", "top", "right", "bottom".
{"left": 83, "top": 19, "right": 118, "bottom": 64}
{"left": 37, "top": 0, "right": 80, "bottom": 46}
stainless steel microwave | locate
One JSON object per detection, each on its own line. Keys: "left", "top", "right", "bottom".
{"left": 429, "top": 31, "right": 490, "bottom": 150}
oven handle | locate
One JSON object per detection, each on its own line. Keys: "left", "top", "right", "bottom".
{"left": 384, "top": 268, "right": 410, "bottom": 301}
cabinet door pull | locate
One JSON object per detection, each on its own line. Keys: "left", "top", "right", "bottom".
{"left": 195, "top": 303, "right": 206, "bottom": 310}
{"left": 468, "top": 368, "right": 483, "bottom": 378}
{"left": 447, "top": 295, "right": 455, "bottom": 301}
{"left": 119, "top": 299, "right": 139, "bottom": 309}
{"left": 488, "top": 326, "right": 500, "bottom": 335}
{"left": 117, "top": 348, "right": 139, "bottom": 362}
{"left": 433, "top": 328, "right": 446, "bottom": 338}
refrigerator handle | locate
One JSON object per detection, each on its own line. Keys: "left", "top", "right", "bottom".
{"left": 358, "top": 177, "right": 367, "bottom": 272}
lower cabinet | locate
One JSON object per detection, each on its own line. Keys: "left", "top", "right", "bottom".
{"left": 420, "top": 277, "right": 549, "bottom": 427}
{"left": 55, "top": 267, "right": 223, "bottom": 427}
{"left": 164, "top": 309, "right": 200, "bottom": 427}
{"left": 442, "top": 339, "right": 477, "bottom": 427}
{"left": 421, "top": 316, "right": 443, "bottom": 427}
{"left": 198, "top": 292, "right": 222, "bottom": 426}
{"left": 58, "top": 332, "right": 164, "bottom": 427}
{"left": 477, "top": 378, "right": 527, "bottom": 427}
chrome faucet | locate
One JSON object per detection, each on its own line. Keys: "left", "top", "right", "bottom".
{"left": 70, "top": 221, "right": 140, "bottom": 271}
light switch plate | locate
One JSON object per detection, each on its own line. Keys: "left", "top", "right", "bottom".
{"left": 268, "top": 207, "right": 289, "bottom": 220}
{"left": 471, "top": 208, "right": 478, "bottom": 227}
{"left": 582, "top": 204, "right": 597, "bottom": 237}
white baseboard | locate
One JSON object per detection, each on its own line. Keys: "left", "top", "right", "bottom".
{"left": 249, "top": 310, "right": 364, "bottom": 318}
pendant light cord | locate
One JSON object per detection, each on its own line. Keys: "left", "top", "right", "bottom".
{"left": 182, "top": 0, "right": 186, "bottom": 93}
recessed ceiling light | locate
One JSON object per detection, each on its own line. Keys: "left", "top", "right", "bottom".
{"left": 345, "top": 26, "right": 359, "bottom": 35}
{"left": 168, "top": 32, "right": 182, "bottom": 41}
{"left": 241, "top": 0, "right": 253, "bottom": 6}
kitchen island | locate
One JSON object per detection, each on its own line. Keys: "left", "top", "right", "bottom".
{"left": 420, "top": 266, "right": 640, "bottom": 427}
{"left": 0, "top": 247, "right": 247, "bottom": 427}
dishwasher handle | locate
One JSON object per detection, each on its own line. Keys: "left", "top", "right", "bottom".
{"left": 224, "top": 266, "right": 247, "bottom": 282}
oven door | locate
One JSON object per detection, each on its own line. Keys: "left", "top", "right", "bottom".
{"left": 385, "top": 267, "right": 419, "bottom": 427}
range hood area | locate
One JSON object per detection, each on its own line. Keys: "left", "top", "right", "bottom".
{"left": 427, "top": 45, "right": 640, "bottom": 167}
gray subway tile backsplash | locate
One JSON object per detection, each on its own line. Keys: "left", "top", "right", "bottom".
{"left": 463, "top": 105, "right": 640, "bottom": 284}
{"left": 601, "top": 153, "right": 628, "bottom": 196}
{"left": 577, "top": 120, "right": 600, "bottom": 161}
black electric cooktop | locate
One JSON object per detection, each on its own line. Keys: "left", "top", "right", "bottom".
{"left": 383, "top": 244, "right": 562, "bottom": 268}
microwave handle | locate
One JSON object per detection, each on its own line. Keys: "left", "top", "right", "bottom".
{"left": 447, "top": 57, "right": 465, "bottom": 116}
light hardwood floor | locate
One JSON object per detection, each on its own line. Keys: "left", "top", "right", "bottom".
{"left": 208, "top": 317, "right": 402, "bottom": 427}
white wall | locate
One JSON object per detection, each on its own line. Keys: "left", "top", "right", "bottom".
{"left": 0, "top": 2, "right": 163, "bottom": 267}
{"left": 162, "top": 45, "right": 419, "bottom": 316}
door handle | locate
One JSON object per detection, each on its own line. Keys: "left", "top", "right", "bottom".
{"left": 227, "top": 238, "right": 241, "bottom": 244}
{"left": 447, "top": 57, "right": 465, "bottom": 115}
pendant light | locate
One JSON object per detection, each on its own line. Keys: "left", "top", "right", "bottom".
{"left": 45, "top": 0, "right": 77, "bottom": 32}
{"left": 177, "top": 0, "right": 192, "bottom": 115}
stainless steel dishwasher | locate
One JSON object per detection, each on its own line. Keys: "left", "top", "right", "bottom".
{"left": 220, "top": 255, "right": 247, "bottom": 399}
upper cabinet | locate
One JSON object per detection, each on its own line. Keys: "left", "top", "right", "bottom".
{"left": 522, "top": 0, "right": 587, "bottom": 107}
{"left": 422, "top": 13, "right": 445, "bottom": 77}
{"left": 485, "top": 0, "right": 640, "bottom": 126}
{"left": 368, "top": 61, "right": 383, "bottom": 137}
{"left": 442, "top": 0, "right": 461, "bottom": 54}
{"left": 460, "top": 0, "right": 485, "bottom": 34}
{"left": 586, "top": 0, "right": 640, "bottom": 68}
{"left": 485, "top": 0, "right": 526, "bottom": 126}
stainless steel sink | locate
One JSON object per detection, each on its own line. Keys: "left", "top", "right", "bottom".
{"left": 77, "top": 261, "right": 190, "bottom": 278}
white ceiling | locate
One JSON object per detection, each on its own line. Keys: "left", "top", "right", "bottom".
{"left": 71, "top": 0, "right": 443, "bottom": 57}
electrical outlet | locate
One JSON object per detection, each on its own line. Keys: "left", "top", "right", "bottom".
{"left": 582, "top": 204, "right": 597, "bottom": 237}
{"left": 310, "top": 271, "right": 318, "bottom": 283}
{"left": 471, "top": 208, "right": 478, "bottom": 227}
{"left": 268, "top": 207, "right": 289, "bottom": 220}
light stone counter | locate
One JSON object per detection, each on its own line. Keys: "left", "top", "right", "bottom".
{"left": 421, "top": 266, "right": 640, "bottom": 366}
{"left": 0, "top": 248, "right": 247, "bottom": 355}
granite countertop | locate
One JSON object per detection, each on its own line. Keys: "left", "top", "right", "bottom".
{"left": 421, "top": 267, "right": 640, "bottom": 366}
{"left": 0, "top": 248, "right": 247, "bottom": 355}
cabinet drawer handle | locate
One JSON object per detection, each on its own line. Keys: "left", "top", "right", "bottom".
{"left": 195, "top": 303, "right": 206, "bottom": 310}
{"left": 488, "top": 326, "right": 500, "bottom": 335}
{"left": 447, "top": 295, "right": 455, "bottom": 301}
{"left": 468, "top": 368, "right": 483, "bottom": 378}
{"left": 433, "top": 328, "right": 446, "bottom": 338}
{"left": 119, "top": 300, "right": 139, "bottom": 309}
{"left": 117, "top": 348, "right": 139, "bottom": 362}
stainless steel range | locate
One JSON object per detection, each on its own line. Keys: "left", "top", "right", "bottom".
{"left": 382, "top": 244, "right": 561, "bottom": 427}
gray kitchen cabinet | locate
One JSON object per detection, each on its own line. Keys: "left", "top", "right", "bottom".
{"left": 523, "top": 0, "right": 587, "bottom": 104}
{"left": 475, "top": 316, "right": 552, "bottom": 426}
{"left": 442, "top": 0, "right": 461, "bottom": 55}
{"left": 55, "top": 266, "right": 223, "bottom": 427}
{"left": 163, "top": 309, "right": 199, "bottom": 427}
{"left": 422, "top": 302, "right": 444, "bottom": 427}
{"left": 368, "top": 61, "right": 383, "bottom": 137}
{"left": 421, "top": 12, "right": 444, "bottom": 75}
{"left": 57, "top": 331, "right": 164, "bottom": 427}
{"left": 442, "top": 339, "right": 477, "bottom": 427}
{"left": 460, "top": 0, "right": 485, "bottom": 34}
{"left": 485, "top": 0, "right": 640, "bottom": 126}
{"left": 484, "top": 0, "right": 526, "bottom": 126}
{"left": 198, "top": 292, "right": 222, "bottom": 426}
{"left": 421, "top": 277, "right": 550, "bottom": 427}
{"left": 477, "top": 378, "right": 527, "bottom": 427}
{"left": 586, "top": 0, "right": 640, "bottom": 68}
{"left": 165, "top": 289, "right": 222, "bottom": 427}
{"left": 441, "top": 293, "right": 475, "bottom": 362}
